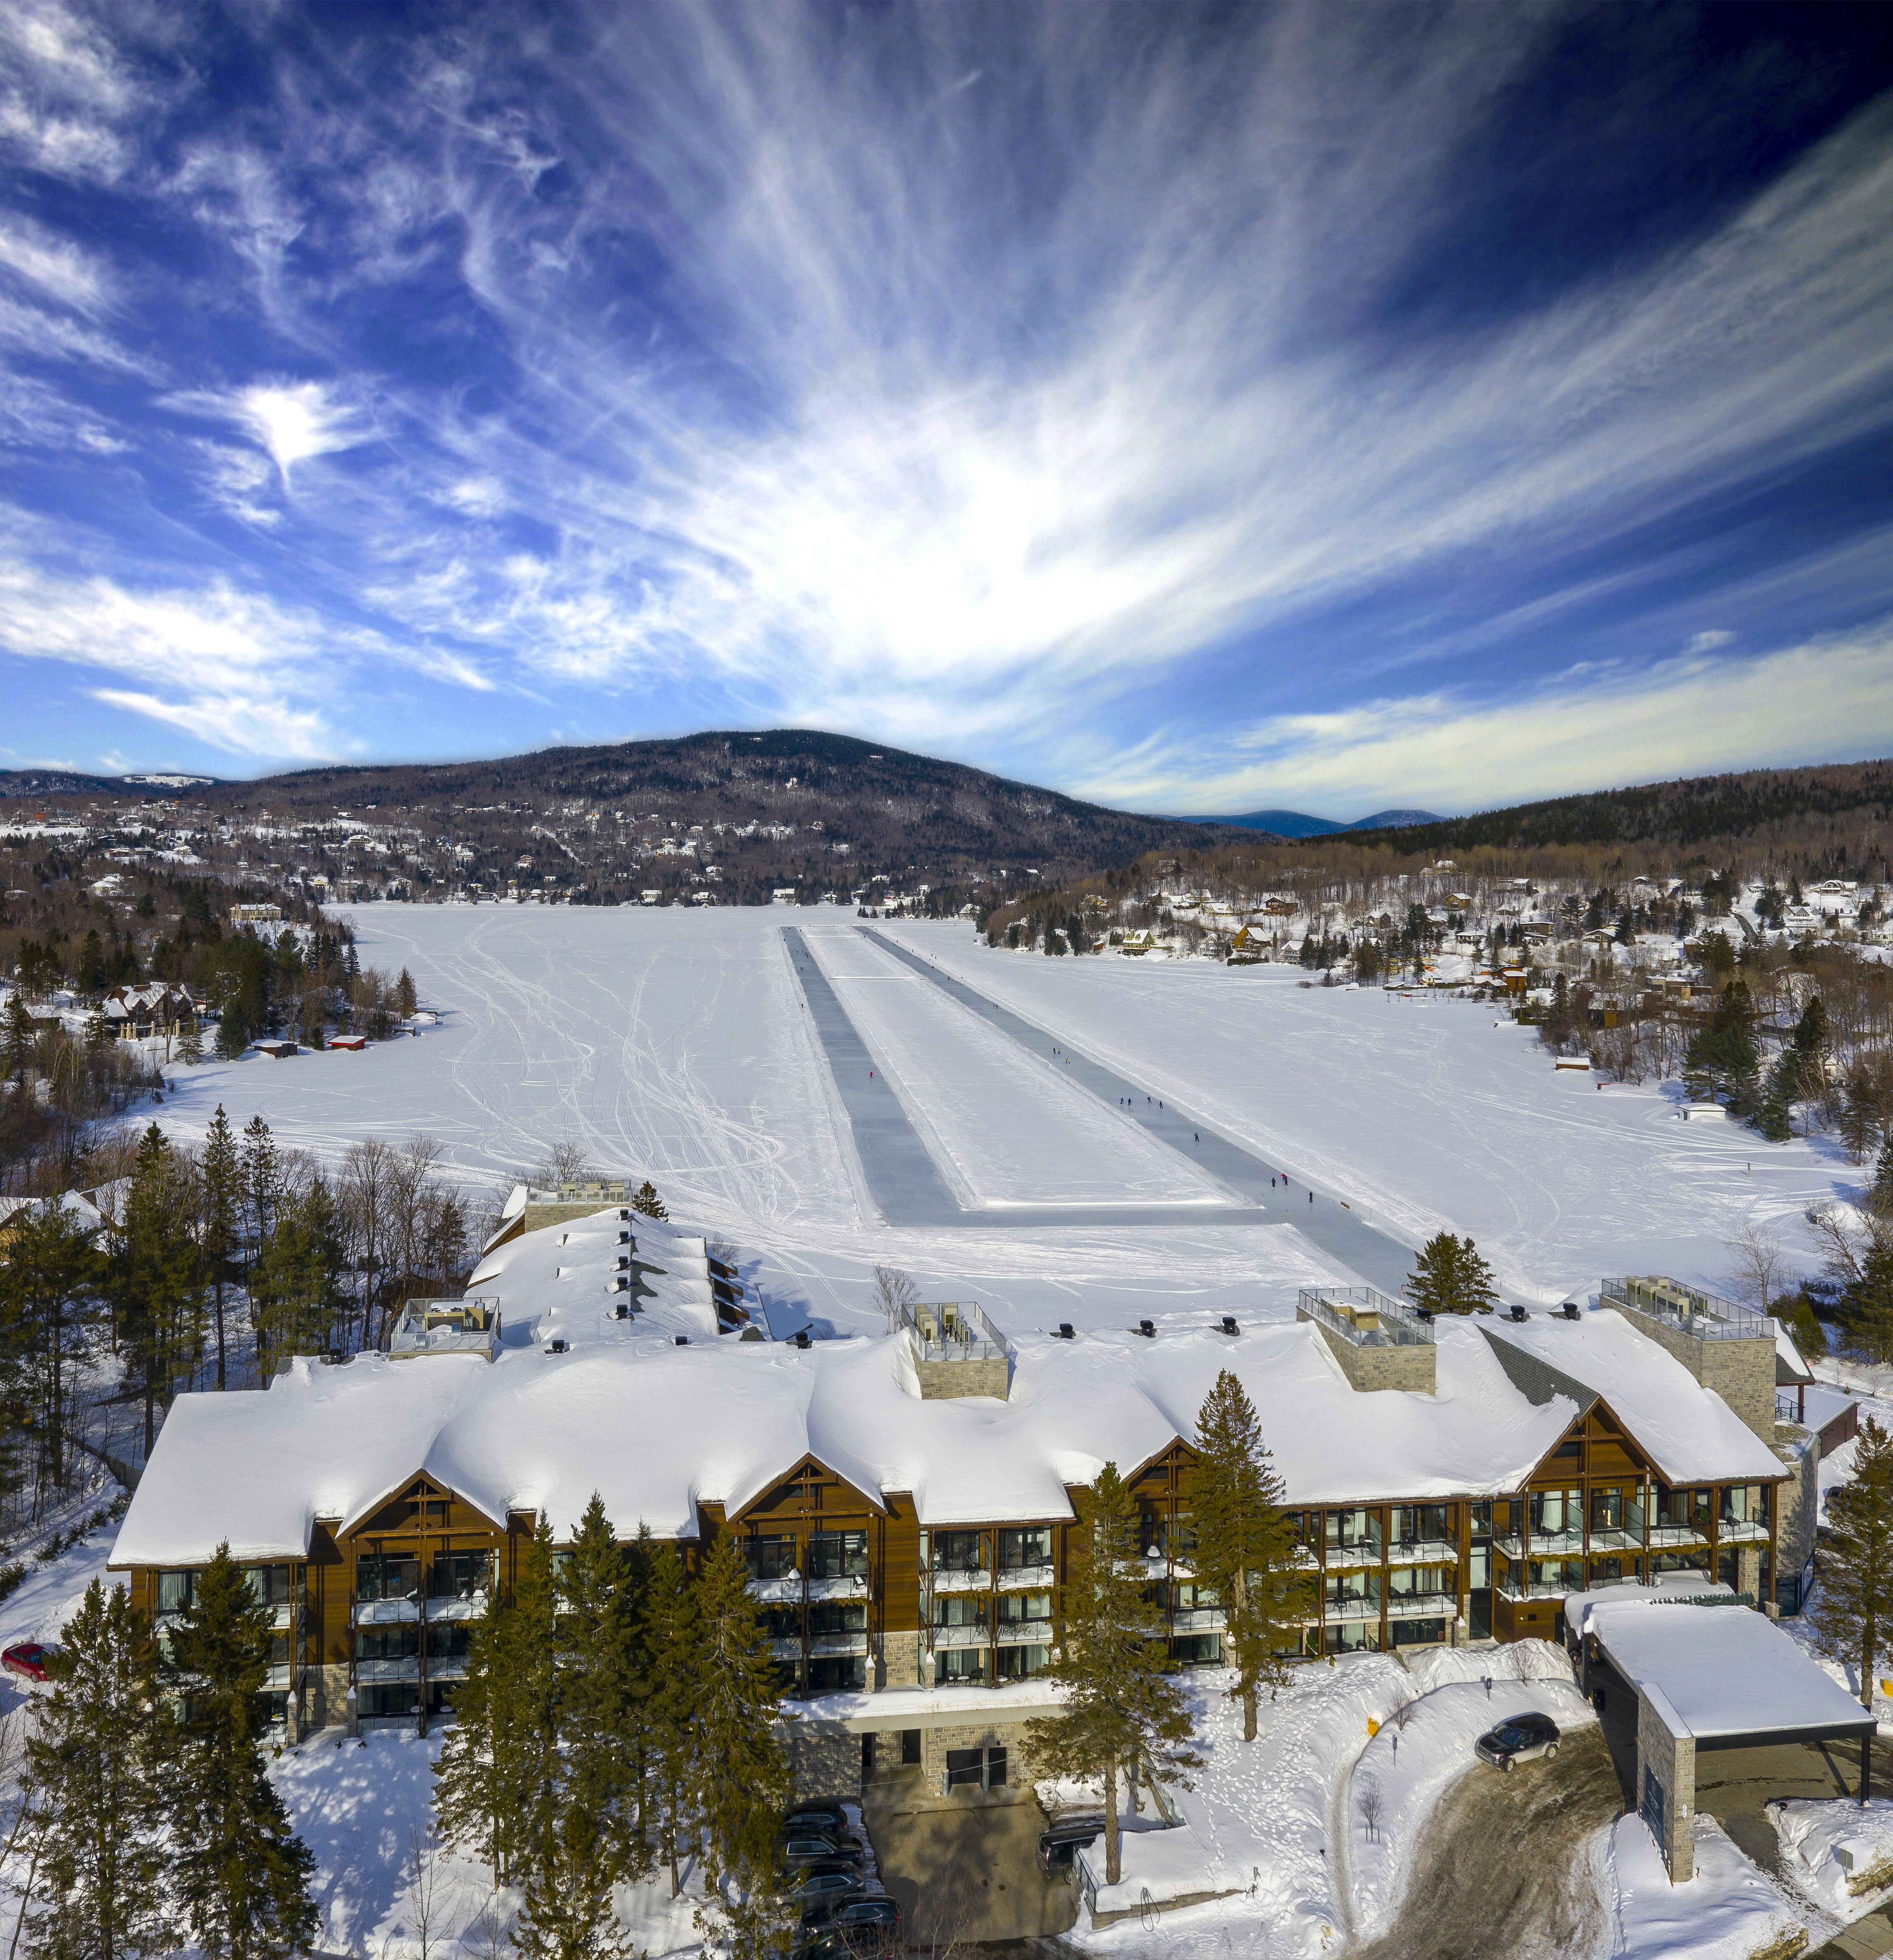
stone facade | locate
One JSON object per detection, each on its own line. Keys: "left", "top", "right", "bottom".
{"left": 879, "top": 1629, "right": 923, "bottom": 1689}
{"left": 918, "top": 1715, "right": 1040, "bottom": 1794}
{"left": 1635, "top": 1682, "right": 1696, "bottom": 1882}
{"left": 309, "top": 1662, "right": 350, "bottom": 1733}
{"left": 1614, "top": 1304, "right": 1776, "bottom": 1443}
{"left": 782, "top": 1716, "right": 861, "bottom": 1800}
{"left": 1298, "top": 1310, "right": 1436, "bottom": 1394}
{"left": 1774, "top": 1424, "right": 1820, "bottom": 1600}
{"left": 913, "top": 1356, "right": 1011, "bottom": 1401}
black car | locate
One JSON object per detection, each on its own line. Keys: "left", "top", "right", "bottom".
{"left": 799, "top": 1889, "right": 895, "bottom": 1933}
{"left": 1474, "top": 1711, "right": 1561, "bottom": 1770}
{"left": 782, "top": 1833, "right": 864, "bottom": 1870}
{"left": 795, "top": 1900, "right": 901, "bottom": 1959}
{"left": 1037, "top": 1814, "right": 1105, "bottom": 1876}
{"left": 784, "top": 1800, "right": 853, "bottom": 1835}
{"left": 795, "top": 1868, "right": 867, "bottom": 1919}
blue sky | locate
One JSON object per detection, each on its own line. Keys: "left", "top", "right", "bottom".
{"left": 1, "top": 1, "right": 1891, "bottom": 817}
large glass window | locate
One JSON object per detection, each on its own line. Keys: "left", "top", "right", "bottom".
{"left": 997, "top": 1591, "right": 1053, "bottom": 1627}
{"left": 357, "top": 1624, "right": 419, "bottom": 1662}
{"left": 809, "top": 1600, "right": 867, "bottom": 1638}
{"left": 936, "top": 1648, "right": 988, "bottom": 1686}
{"left": 1529, "top": 1489, "right": 1582, "bottom": 1536}
{"left": 1388, "top": 1567, "right": 1450, "bottom": 1598}
{"left": 1393, "top": 1505, "right": 1454, "bottom": 1545}
{"left": 1325, "top": 1571, "right": 1379, "bottom": 1608}
{"left": 242, "top": 1566, "right": 295, "bottom": 1608}
{"left": 762, "top": 1605, "right": 801, "bottom": 1643}
{"left": 997, "top": 1527, "right": 1052, "bottom": 1571}
{"left": 1325, "top": 1509, "right": 1381, "bottom": 1553}
{"left": 742, "top": 1535, "right": 797, "bottom": 1583}
{"left": 996, "top": 1643, "right": 1049, "bottom": 1681}
{"left": 1527, "top": 1558, "right": 1584, "bottom": 1592}
{"left": 806, "top": 1655, "right": 866, "bottom": 1693}
{"left": 430, "top": 1621, "right": 476, "bottom": 1662}
{"left": 807, "top": 1531, "right": 867, "bottom": 1580}
{"left": 935, "top": 1594, "right": 988, "bottom": 1631}
{"left": 1720, "top": 1486, "right": 1766, "bottom": 1524}
{"left": 157, "top": 1570, "right": 195, "bottom": 1613}
{"left": 430, "top": 1550, "right": 492, "bottom": 1599}
{"left": 359, "top": 1684, "right": 417, "bottom": 1719}
{"left": 356, "top": 1553, "right": 419, "bottom": 1602}
{"left": 932, "top": 1530, "right": 984, "bottom": 1574}
{"left": 1590, "top": 1487, "right": 1623, "bottom": 1532}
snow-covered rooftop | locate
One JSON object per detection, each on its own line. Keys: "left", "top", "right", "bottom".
{"left": 114, "top": 1309, "right": 1789, "bottom": 1569}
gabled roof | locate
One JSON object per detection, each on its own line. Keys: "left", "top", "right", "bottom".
{"left": 1479, "top": 1327, "right": 1599, "bottom": 1422}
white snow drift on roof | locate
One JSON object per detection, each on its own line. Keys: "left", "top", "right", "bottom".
{"left": 1486, "top": 1308, "right": 1784, "bottom": 1486}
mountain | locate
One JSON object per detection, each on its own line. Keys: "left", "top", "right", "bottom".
{"left": 1208, "top": 806, "right": 1442, "bottom": 837}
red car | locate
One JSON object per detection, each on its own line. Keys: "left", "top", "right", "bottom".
{"left": 1, "top": 1642, "right": 54, "bottom": 1684}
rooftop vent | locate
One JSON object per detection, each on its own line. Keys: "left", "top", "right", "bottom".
{"left": 1509, "top": 1305, "right": 1528, "bottom": 1323}
{"left": 794, "top": 1329, "right": 811, "bottom": 1350}
{"left": 1057, "top": 1323, "right": 1075, "bottom": 1340}
{"left": 1137, "top": 1319, "right": 1156, "bottom": 1338}
{"left": 547, "top": 1337, "right": 568, "bottom": 1354}
{"left": 614, "top": 1303, "right": 629, "bottom": 1321}
{"left": 675, "top": 1335, "right": 689, "bottom": 1347}
{"left": 1562, "top": 1301, "right": 1582, "bottom": 1321}
{"left": 1220, "top": 1316, "right": 1239, "bottom": 1336}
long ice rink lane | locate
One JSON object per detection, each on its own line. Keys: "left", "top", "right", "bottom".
{"left": 856, "top": 926, "right": 1417, "bottom": 1292}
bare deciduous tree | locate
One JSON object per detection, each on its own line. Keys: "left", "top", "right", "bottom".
{"left": 1724, "top": 1217, "right": 1788, "bottom": 1312}
{"left": 871, "top": 1265, "right": 919, "bottom": 1334}
{"left": 1356, "top": 1778, "right": 1384, "bottom": 1843}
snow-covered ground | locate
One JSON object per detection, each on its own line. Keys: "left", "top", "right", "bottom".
{"left": 1604, "top": 1815, "right": 1802, "bottom": 1960}
{"left": 143, "top": 905, "right": 1851, "bottom": 1345}
{"left": 879, "top": 919, "right": 1849, "bottom": 1301}
{"left": 1770, "top": 1797, "right": 1893, "bottom": 1923}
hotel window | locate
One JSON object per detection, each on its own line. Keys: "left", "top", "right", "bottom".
{"left": 743, "top": 1536, "right": 798, "bottom": 1583}
{"left": 997, "top": 1527, "right": 1053, "bottom": 1571}
{"left": 936, "top": 1648, "right": 988, "bottom": 1686}
{"left": 762, "top": 1605, "right": 801, "bottom": 1644}
{"left": 809, "top": 1600, "right": 867, "bottom": 1638}
{"left": 356, "top": 1553, "right": 419, "bottom": 1602}
{"left": 157, "top": 1570, "right": 196, "bottom": 1613}
{"left": 1720, "top": 1486, "right": 1767, "bottom": 1524}
{"left": 935, "top": 1594, "right": 988, "bottom": 1631}
{"left": 932, "top": 1531, "right": 984, "bottom": 1575}
{"left": 1590, "top": 1487, "right": 1623, "bottom": 1533}
{"left": 241, "top": 1566, "right": 295, "bottom": 1609}
{"left": 996, "top": 1643, "right": 1049, "bottom": 1681}
{"left": 1325, "top": 1509, "right": 1381, "bottom": 1554}
{"left": 431, "top": 1621, "right": 476, "bottom": 1662}
{"left": 1388, "top": 1567, "right": 1450, "bottom": 1598}
{"left": 357, "top": 1624, "right": 419, "bottom": 1662}
{"left": 1527, "top": 1558, "right": 1584, "bottom": 1593}
{"left": 997, "top": 1591, "right": 1053, "bottom": 1627}
{"left": 807, "top": 1654, "right": 866, "bottom": 1694}
{"left": 1393, "top": 1505, "right": 1453, "bottom": 1546}
{"left": 430, "top": 1549, "right": 492, "bottom": 1599}
{"left": 807, "top": 1531, "right": 868, "bottom": 1580}
{"left": 1528, "top": 1490, "right": 1581, "bottom": 1536}
{"left": 1324, "top": 1571, "right": 1379, "bottom": 1608}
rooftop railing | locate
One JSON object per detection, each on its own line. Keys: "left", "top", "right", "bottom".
{"left": 389, "top": 1296, "right": 502, "bottom": 1361}
{"left": 1297, "top": 1286, "right": 1435, "bottom": 1349}
{"left": 900, "top": 1298, "right": 1013, "bottom": 1365}
{"left": 1602, "top": 1276, "right": 1776, "bottom": 1343}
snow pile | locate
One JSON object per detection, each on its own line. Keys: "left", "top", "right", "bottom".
{"left": 1602, "top": 1814, "right": 1803, "bottom": 1960}
{"left": 1770, "top": 1798, "right": 1893, "bottom": 1921}
{"left": 1401, "top": 1636, "right": 1573, "bottom": 1694}
{"left": 1068, "top": 1656, "right": 1413, "bottom": 1960}
{"left": 1346, "top": 1676, "right": 1597, "bottom": 1941}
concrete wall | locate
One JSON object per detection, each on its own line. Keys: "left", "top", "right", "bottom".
{"left": 1298, "top": 1310, "right": 1436, "bottom": 1394}
{"left": 783, "top": 1717, "right": 862, "bottom": 1800}
{"left": 1635, "top": 1684, "right": 1696, "bottom": 1882}
{"left": 1616, "top": 1305, "right": 1776, "bottom": 1442}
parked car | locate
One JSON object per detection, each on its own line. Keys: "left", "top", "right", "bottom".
{"left": 784, "top": 1800, "right": 853, "bottom": 1835}
{"left": 798, "top": 1887, "right": 894, "bottom": 1934}
{"left": 1038, "top": 1813, "right": 1105, "bottom": 1876}
{"left": 794, "top": 1868, "right": 867, "bottom": 1920}
{"left": 795, "top": 1921, "right": 899, "bottom": 1960}
{"left": 1474, "top": 1711, "right": 1561, "bottom": 1770}
{"left": 781, "top": 1833, "right": 863, "bottom": 1870}
{"left": 1, "top": 1642, "right": 54, "bottom": 1684}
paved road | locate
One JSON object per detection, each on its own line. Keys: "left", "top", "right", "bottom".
{"left": 854, "top": 928, "right": 1417, "bottom": 1291}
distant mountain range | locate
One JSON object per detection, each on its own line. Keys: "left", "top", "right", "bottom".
{"left": 1190, "top": 807, "right": 1443, "bottom": 838}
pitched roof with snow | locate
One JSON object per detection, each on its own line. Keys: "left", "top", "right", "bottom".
{"left": 112, "top": 1307, "right": 1789, "bottom": 1570}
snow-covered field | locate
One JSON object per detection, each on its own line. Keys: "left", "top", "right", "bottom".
{"left": 144, "top": 905, "right": 1853, "bottom": 1340}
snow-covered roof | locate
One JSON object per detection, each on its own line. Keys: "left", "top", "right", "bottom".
{"left": 1588, "top": 1600, "right": 1874, "bottom": 1741}
{"left": 1484, "top": 1309, "right": 1784, "bottom": 1486}
{"left": 113, "top": 1307, "right": 1787, "bottom": 1570}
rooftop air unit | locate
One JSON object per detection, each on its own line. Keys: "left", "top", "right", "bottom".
{"left": 547, "top": 1337, "right": 569, "bottom": 1354}
{"left": 1220, "top": 1316, "right": 1239, "bottom": 1336}
{"left": 1057, "top": 1323, "right": 1075, "bottom": 1340}
{"left": 1509, "top": 1305, "right": 1528, "bottom": 1323}
{"left": 1137, "top": 1319, "right": 1156, "bottom": 1338}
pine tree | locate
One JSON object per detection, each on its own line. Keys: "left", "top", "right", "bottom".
{"left": 1026, "top": 1463, "right": 1201, "bottom": 1886}
{"left": 557, "top": 1495, "right": 641, "bottom": 1887}
{"left": 1756, "top": 1052, "right": 1798, "bottom": 1143}
{"left": 158, "top": 1546, "right": 318, "bottom": 1960}
{"left": 250, "top": 1176, "right": 349, "bottom": 1371}
{"left": 1684, "top": 980, "right": 1760, "bottom": 1112}
{"left": 1839, "top": 1082, "right": 1879, "bottom": 1165}
{"left": 1405, "top": 1233, "right": 1498, "bottom": 1315}
{"left": 630, "top": 1181, "right": 668, "bottom": 1222}
{"left": 1844, "top": 1240, "right": 1893, "bottom": 1367}
{"left": 111, "top": 1125, "right": 203, "bottom": 1458}
{"left": 515, "top": 1806, "right": 636, "bottom": 1960}
{"left": 25, "top": 1579, "right": 174, "bottom": 1960}
{"left": 3, "top": 988, "right": 33, "bottom": 1082}
{"left": 0, "top": 1197, "right": 105, "bottom": 1493}
{"left": 1814, "top": 1416, "right": 1893, "bottom": 1710}
{"left": 240, "top": 1115, "right": 281, "bottom": 1253}
{"left": 435, "top": 1517, "right": 561, "bottom": 1886}
{"left": 84, "top": 1006, "right": 112, "bottom": 1055}
{"left": 1184, "top": 1372, "right": 1316, "bottom": 1741}
{"left": 397, "top": 968, "right": 418, "bottom": 1018}
{"left": 201, "top": 1106, "right": 240, "bottom": 1391}
{"left": 177, "top": 1015, "right": 204, "bottom": 1065}
{"left": 690, "top": 1535, "right": 788, "bottom": 1891}
{"left": 1870, "top": 1132, "right": 1893, "bottom": 1217}
{"left": 642, "top": 1541, "right": 702, "bottom": 1896}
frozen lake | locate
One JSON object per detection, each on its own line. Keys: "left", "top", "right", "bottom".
{"left": 151, "top": 904, "right": 1849, "bottom": 1335}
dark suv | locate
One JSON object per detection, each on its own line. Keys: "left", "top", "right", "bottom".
{"left": 1037, "top": 1813, "right": 1106, "bottom": 1876}
{"left": 1474, "top": 1711, "right": 1561, "bottom": 1770}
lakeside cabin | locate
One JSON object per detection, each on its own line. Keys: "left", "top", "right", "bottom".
{"left": 109, "top": 1255, "right": 1817, "bottom": 1798}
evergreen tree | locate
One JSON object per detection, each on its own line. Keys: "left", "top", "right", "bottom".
{"left": 1026, "top": 1463, "right": 1201, "bottom": 1886}
{"left": 84, "top": 1006, "right": 112, "bottom": 1055}
{"left": 26, "top": 1579, "right": 173, "bottom": 1960}
{"left": 1404, "top": 1233, "right": 1498, "bottom": 1316}
{"left": 515, "top": 1807, "right": 635, "bottom": 1960}
{"left": 111, "top": 1126, "right": 202, "bottom": 1458}
{"left": 1839, "top": 1082, "right": 1880, "bottom": 1165}
{"left": 643, "top": 1541, "right": 701, "bottom": 1896}
{"left": 1184, "top": 1372, "right": 1315, "bottom": 1742}
{"left": 630, "top": 1181, "right": 668, "bottom": 1222}
{"left": 201, "top": 1106, "right": 240, "bottom": 1391}
{"left": 397, "top": 969, "right": 418, "bottom": 1018}
{"left": 240, "top": 1115, "right": 281, "bottom": 1253}
{"left": 158, "top": 1546, "right": 319, "bottom": 1960}
{"left": 0, "top": 1198, "right": 105, "bottom": 1493}
{"left": 4, "top": 987, "right": 33, "bottom": 1082}
{"left": 177, "top": 1015, "right": 204, "bottom": 1066}
{"left": 1870, "top": 1132, "right": 1893, "bottom": 1217}
{"left": 250, "top": 1176, "right": 349, "bottom": 1372}
{"left": 690, "top": 1535, "right": 788, "bottom": 1891}
{"left": 1814, "top": 1417, "right": 1893, "bottom": 1710}
{"left": 1756, "top": 1052, "right": 1798, "bottom": 1143}
{"left": 557, "top": 1495, "right": 642, "bottom": 1887}
{"left": 1843, "top": 1240, "right": 1893, "bottom": 1367}
{"left": 435, "top": 1517, "right": 560, "bottom": 1886}
{"left": 1684, "top": 980, "right": 1760, "bottom": 1113}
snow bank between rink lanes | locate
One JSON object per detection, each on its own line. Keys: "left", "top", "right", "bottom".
{"left": 1770, "top": 1798, "right": 1893, "bottom": 1922}
{"left": 1345, "top": 1672, "right": 1596, "bottom": 1942}
{"left": 1604, "top": 1814, "right": 1803, "bottom": 1960}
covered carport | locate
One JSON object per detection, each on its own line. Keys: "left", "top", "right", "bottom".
{"left": 1577, "top": 1597, "right": 1876, "bottom": 1882}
